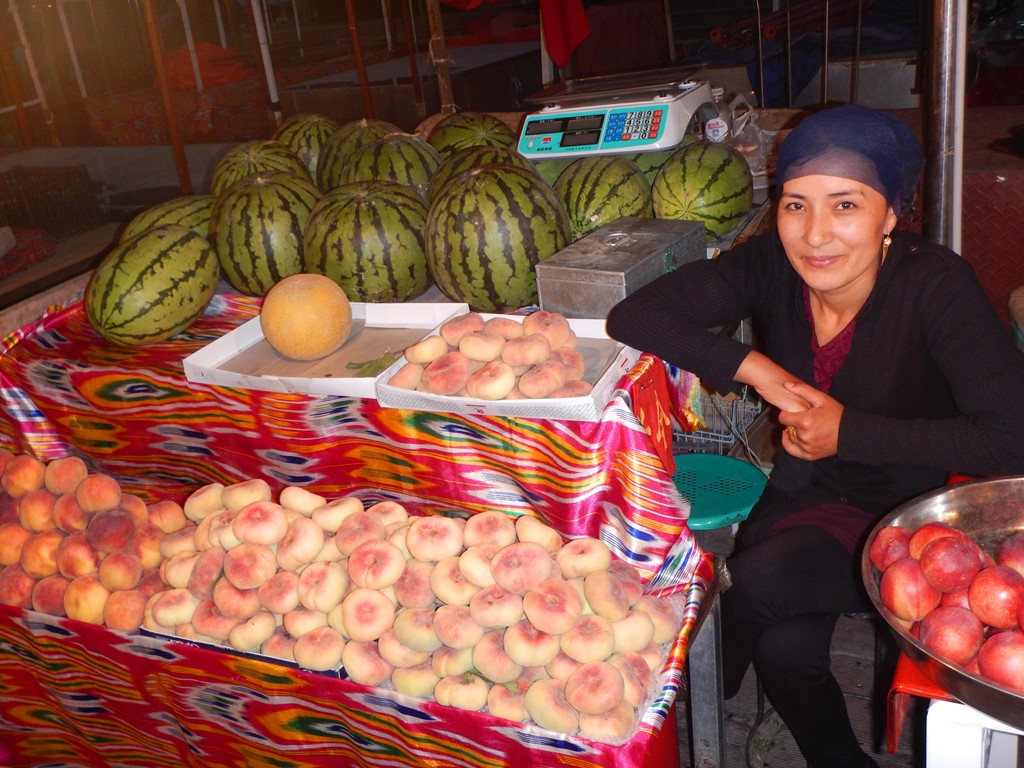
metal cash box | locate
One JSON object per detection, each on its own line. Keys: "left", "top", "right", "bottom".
{"left": 536, "top": 217, "right": 706, "bottom": 319}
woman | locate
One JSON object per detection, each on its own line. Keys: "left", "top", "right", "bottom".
{"left": 606, "top": 104, "right": 1024, "bottom": 767}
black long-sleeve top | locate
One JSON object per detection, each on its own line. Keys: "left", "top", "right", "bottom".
{"left": 607, "top": 229, "right": 1024, "bottom": 520}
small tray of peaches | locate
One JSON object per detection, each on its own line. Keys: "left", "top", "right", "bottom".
{"left": 373, "top": 310, "right": 641, "bottom": 422}
{"left": 862, "top": 475, "right": 1024, "bottom": 727}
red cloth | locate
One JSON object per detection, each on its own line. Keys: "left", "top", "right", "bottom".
{"left": 0, "top": 227, "right": 57, "bottom": 280}
{"left": 162, "top": 43, "right": 255, "bottom": 91}
{"left": 539, "top": 0, "right": 591, "bottom": 68}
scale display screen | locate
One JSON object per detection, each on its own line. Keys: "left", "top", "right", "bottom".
{"left": 524, "top": 114, "right": 606, "bottom": 136}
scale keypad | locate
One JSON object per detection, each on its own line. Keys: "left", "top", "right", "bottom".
{"left": 604, "top": 107, "right": 664, "bottom": 143}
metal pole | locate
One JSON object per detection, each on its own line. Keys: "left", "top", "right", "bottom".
{"left": 344, "top": 0, "right": 376, "bottom": 118}
{"left": 177, "top": 0, "right": 204, "bottom": 91}
{"left": 56, "top": 0, "right": 88, "bottom": 98}
{"left": 141, "top": 0, "right": 192, "bottom": 194}
{"left": 8, "top": 0, "right": 58, "bottom": 145}
{"left": 248, "top": 0, "right": 282, "bottom": 124}
{"left": 0, "top": 6, "right": 33, "bottom": 146}
{"left": 924, "top": 0, "right": 961, "bottom": 249}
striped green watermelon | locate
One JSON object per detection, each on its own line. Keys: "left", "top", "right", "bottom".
{"left": 316, "top": 118, "right": 402, "bottom": 191}
{"left": 304, "top": 180, "right": 430, "bottom": 303}
{"left": 85, "top": 224, "right": 219, "bottom": 346}
{"left": 554, "top": 155, "right": 653, "bottom": 241}
{"left": 119, "top": 194, "right": 216, "bottom": 243}
{"left": 427, "top": 145, "right": 537, "bottom": 203}
{"left": 210, "top": 140, "right": 311, "bottom": 197}
{"left": 630, "top": 138, "right": 698, "bottom": 185}
{"left": 532, "top": 156, "right": 575, "bottom": 187}
{"left": 209, "top": 171, "right": 322, "bottom": 296}
{"left": 340, "top": 133, "right": 441, "bottom": 199}
{"left": 273, "top": 112, "right": 341, "bottom": 179}
{"left": 425, "top": 163, "right": 570, "bottom": 312}
{"left": 653, "top": 142, "right": 753, "bottom": 240}
{"left": 427, "top": 111, "right": 517, "bottom": 158}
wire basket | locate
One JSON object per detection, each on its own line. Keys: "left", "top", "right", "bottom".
{"left": 673, "top": 390, "right": 763, "bottom": 454}
{"left": 0, "top": 165, "right": 104, "bottom": 240}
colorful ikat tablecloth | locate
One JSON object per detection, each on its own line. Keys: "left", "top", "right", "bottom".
{"left": 0, "top": 291, "right": 713, "bottom": 768}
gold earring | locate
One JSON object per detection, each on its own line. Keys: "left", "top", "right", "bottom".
{"left": 881, "top": 233, "right": 892, "bottom": 265}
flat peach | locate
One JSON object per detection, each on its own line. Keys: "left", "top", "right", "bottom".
{"left": 504, "top": 618, "right": 562, "bottom": 668}
{"left": 377, "top": 627, "right": 432, "bottom": 668}
{"left": 523, "top": 578, "right": 583, "bottom": 635}
{"left": 611, "top": 610, "right": 656, "bottom": 653}
{"left": 392, "top": 606, "right": 442, "bottom": 652}
{"left": 282, "top": 607, "right": 329, "bottom": 638}
{"left": 364, "top": 501, "right": 410, "bottom": 528}
{"left": 550, "top": 347, "right": 586, "bottom": 381}
{"left": 232, "top": 500, "right": 289, "bottom": 546}
{"left": 393, "top": 558, "right": 436, "bottom": 609}
{"left": 459, "top": 331, "right": 505, "bottom": 363}
{"left": 633, "top": 595, "right": 682, "bottom": 644}
{"left": 391, "top": 661, "right": 440, "bottom": 698}
{"left": 388, "top": 361, "right": 425, "bottom": 390}
{"left": 560, "top": 614, "right": 615, "bottom": 664}
{"left": 405, "top": 515, "right": 464, "bottom": 563}
{"left": 433, "top": 672, "right": 489, "bottom": 711}
{"left": 583, "top": 569, "right": 632, "bottom": 622}
{"left": 213, "top": 576, "right": 262, "bottom": 620}
{"left": 433, "top": 603, "right": 485, "bottom": 649}
{"left": 521, "top": 310, "right": 572, "bottom": 349}
{"left": 462, "top": 510, "right": 517, "bottom": 549}
{"left": 514, "top": 515, "right": 563, "bottom": 553}
{"left": 465, "top": 360, "right": 517, "bottom": 400}
{"left": 419, "top": 351, "right": 473, "bottom": 396}
{"left": 297, "top": 560, "right": 348, "bottom": 613}
{"left": 222, "top": 542, "right": 278, "bottom": 590}
{"left": 431, "top": 644, "right": 475, "bottom": 677}
{"left": 183, "top": 482, "right": 225, "bottom": 522}
{"left": 438, "top": 312, "right": 485, "bottom": 347}
{"left": 347, "top": 539, "right": 406, "bottom": 589}
{"left": 491, "top": 541, "right": 553, "bottom": 594}
{"left": 158, "top": 525, "right": 199, "bottom": 559}
{"left": 150, "top": 587, "right": 201, "bottom": 628}
{"left": 43, "top": 456, "right": 89, "bottom": 496}
{"left": 550, "top": 381, "right": 593, "bottom": 398}
{"left": 565, "top": 660, "right": 625, "bottom": 715}
{"left": 469, "top": 584, "right": 524, "bottom": 629}
{"left": 518, "top": 360, "right": 568, "bottom": 399}
{"left": 191, "top": 597, "right": 239, "bottom": 641}
{"left": 429, "top": 555, "right": 480, "bottom": 606}
{"left": 261, "top": 626, "right": 297, "bottom": 662}
{"left": 523, "top": 677, "right": 579, "bottom": 734}
{"left": 608, "top": 650, "right": 655, "bottom": 708}
{"left": 486, "top": 676, "right": 531, "bottom": 723}
{"left": 279, "top": 485, "right": 326, "bottom": 517}
{"left": 404, "top": 333, "right": 450, "bottom": 365}
{"left": 258, "top": 569, "right": 301, "bottom": 615}
{"left": 555, "top": 536, "right": 612, "bottom": 579}
{"left": 311, "top": 495, "right": 364, "bottom": 533}
{"left": 458, "top": 542, "right": 500, "bottom": 588}
{"left": 340, "top": 586, "right": 396, "bottom": 642}
{"left": 221, "top": 478, "right": 272, "bottom": 511}
{"left": 341, "top": 639, "right": 394, "bottom": 686}
{"left": 276, "top": 516, "right": 326, "bottom": 572}
{"left": 472, "top": 628, "right": 523, "bottom": 683}
{"left": 483, "top": 316, "right": 524, "bottom": 340}
{"left": 227, "top": 609, "right": 277, "bottom": 652}
{"left": 334, "top": 509, "right": 387, "bottom": 556}
{"left": 607, "top": 559, "right": 644, "bottom": 604}
{"left": 500, "top": 333, "right": 550, "bottom": 368}
{"left": 293, "top": 625, "right": 347, "bottom": 671}
{"left": 186, "top": 546, "right": 226, "bottom": 600}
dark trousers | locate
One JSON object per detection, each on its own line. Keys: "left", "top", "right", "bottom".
{"left": 721, "top": 525, "right": 877, "bottom": 768}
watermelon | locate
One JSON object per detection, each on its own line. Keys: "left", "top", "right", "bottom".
{"left": 85, "top": 224, "right": 219, "bottom": 346}
{"left": 532, "top": 157, "right": 575, "bottom": 187}
{"left": 630, "top": 139, "right": 697, "bottom": 185}
{"left": 304, "top": 180, "right": 431, "bottom": 303}
{"left": 653, "top": 142, "right": 753, "bottom": 240}
{"left": 209, "top": 171, "right": 322, "bottom": 296}
{"left": 316, "top": 118, "right": 402, "bottom": 191}
{"left": 340, "top": 133, "right": 441, "bottom": 199}
{"left": 553, "top": 155, "right": 653, "bottom": 241}
{"left": 210, "top": 140, "right": 311, "bottom": 197}
{"left": 425, "top": 163, "right": 570, "bottom": 312}
{"left": 427, "top": 145, "right": 538, "bottom": 203}
{"left": 273, "top": 112, "right": 341, "bottom": 179}
{"left": 119, "top": 194, "right": 216, "bottom": 243}
{"left": 427, "top": 111, "right": 517, "bottom": 158}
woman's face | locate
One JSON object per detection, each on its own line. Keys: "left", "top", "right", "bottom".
{"left": 777, "top": 174, "right": 899, "bottom": 297}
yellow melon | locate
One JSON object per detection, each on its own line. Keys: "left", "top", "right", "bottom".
{"left": 260, "top": 274, "right": 353, "bottom": 360}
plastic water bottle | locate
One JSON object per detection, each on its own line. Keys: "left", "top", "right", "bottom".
{"left": 705, "top": 87, "right": 732, "bottom": 144}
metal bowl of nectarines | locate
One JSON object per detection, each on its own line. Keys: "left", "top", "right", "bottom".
{"left": 861, "top": 475, "right": 1024, "bottom": 728}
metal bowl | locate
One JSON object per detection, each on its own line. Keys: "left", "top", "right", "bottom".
{"left": 861, "top": 475, "right": 1024, "bottom": 728}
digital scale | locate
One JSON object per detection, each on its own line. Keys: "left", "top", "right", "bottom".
{"left": 517, "top": 68, "right": 715, "bottom": 160}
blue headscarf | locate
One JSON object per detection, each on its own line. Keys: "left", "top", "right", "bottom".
{"left": 775, "top": 105, "right": 924, "bottom": 214}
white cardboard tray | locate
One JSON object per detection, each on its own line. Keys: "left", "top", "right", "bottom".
{"left": 374, "top": 314, "right": 641, "bottom": 422}
{"left": 183, "top": 303, "right": 469, "bottom": 398}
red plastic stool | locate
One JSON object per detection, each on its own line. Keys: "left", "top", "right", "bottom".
{"left": 886, "top": 652, "right": 955, "bottom": 753}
